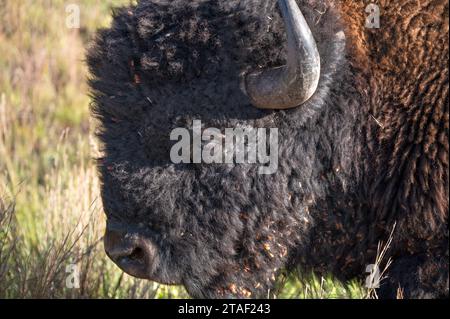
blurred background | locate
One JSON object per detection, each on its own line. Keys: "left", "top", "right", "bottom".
{"left": 0, "top": 0, "right": 365, "bottom": 298}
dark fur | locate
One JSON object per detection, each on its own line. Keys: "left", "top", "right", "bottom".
{"left": 87, "top": 0, "right": 449, "bottom": 298}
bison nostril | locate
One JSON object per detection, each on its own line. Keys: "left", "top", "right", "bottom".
{"left": 105, "top": 241, "right": 147, "bottom": 265}
{"left": 103, "top": 225, "right": 156, "bottom": 279}
{"left": 103, "top": 224, "right": 176, "bottom": 284}
{"left": 128, "top": 247, "right": 145, "bottom": 262}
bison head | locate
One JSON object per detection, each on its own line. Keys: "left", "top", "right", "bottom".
{"left": 88, "top": 0, "right": 360, "bottom": 298}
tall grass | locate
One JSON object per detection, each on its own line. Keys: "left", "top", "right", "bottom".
{"left": 0, "top": 0, "right": 365, "bottom": 299}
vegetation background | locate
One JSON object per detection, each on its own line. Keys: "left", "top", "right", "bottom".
{"left": 0, "top": 0, "right": 366, "bottom": 299}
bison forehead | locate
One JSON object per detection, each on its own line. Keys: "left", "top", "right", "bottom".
{"left": 88, "top": 0, "right": 347, "bottom": 138}
{"left": 134, "top": 0, "right": 285, "bottom": 82}
{"left": 91, "top": 0, "right": 341, "bottom": 84}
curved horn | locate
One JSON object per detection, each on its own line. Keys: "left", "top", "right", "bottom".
{"left": 244, "top": 0, "right": 321, "bottom": 109}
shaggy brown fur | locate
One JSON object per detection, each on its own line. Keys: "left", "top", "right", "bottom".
{"left": 340, "top": 0, "right": 449, "bottom": 297}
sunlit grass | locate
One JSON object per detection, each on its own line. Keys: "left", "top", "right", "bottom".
{"left": 0, "top": 0, "right": 365, "bottom": 299}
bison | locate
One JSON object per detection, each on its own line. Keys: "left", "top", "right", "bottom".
{"left": 87, "top": 0, "right": 449, "bottom": 298}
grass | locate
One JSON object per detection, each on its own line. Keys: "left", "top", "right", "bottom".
{"left": 0, "top": 0, "right": 366, "bottom": 299}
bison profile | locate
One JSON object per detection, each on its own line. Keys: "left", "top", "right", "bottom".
{"left": 87, "top": 0, "right": 449, "bottom": 298}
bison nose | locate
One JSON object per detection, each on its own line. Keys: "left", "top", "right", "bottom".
{"left": 104, "top": 223, "right": 156, "bottom": 279}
